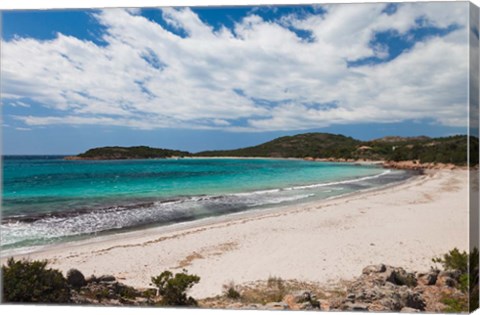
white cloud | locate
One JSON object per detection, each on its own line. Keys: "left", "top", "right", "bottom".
{"left": 1, "top": 3, "right": 470, "bottom": 132}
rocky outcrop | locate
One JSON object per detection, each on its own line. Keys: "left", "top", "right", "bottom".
{"left": 70, "top": 273, "right": 157, "bottom": 306}
{"left": 199, "top": 264, "right": 468, "bottom": 312}
{"left": 338, "top": 265, "right": 426, "bottom": 312}
{"left": 64, "top": 264, "right": 467, "bottom": 311}
{"left": 334, "top": 264, "right": 466, "bottom": 312}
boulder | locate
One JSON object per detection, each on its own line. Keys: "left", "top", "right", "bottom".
{"left": 400, "top": 307, "right": 420, "bottom": 313}
{"left": 405, "top": 291, "right": 426, "bottom": 310}
{"left": 438, "top": 270, "right": 462, "bottom": 281}
{"left": 386, "top": 268, "right": 417, "bottom": 287}
{"left": 292, "top": 290, "right": 312, "bottom": 303}
{"left": 66, "top": 269, "right": 87, "bottom": 288}
{"left": 264, "top": 302, "right": 289, "bottom": 310}
{"left": 97, "top": 275, "right": 116, "bottom": 283}
{"left": 417, "top": 271, "right": 438, "bottom": 286}
{"left": 343, "top": 302, "right": 369, "bottom": 311}
{"left": 437, "top": 276, "right": 457, "bottom": 288}
{"left": 362, "top": 264, "right": 387, "bottom": 275}
{"left": 337, "top": 265, "right": 428, "bottom": 312}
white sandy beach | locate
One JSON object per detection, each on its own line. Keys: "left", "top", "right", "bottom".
{"left": 3, "top": 169, "right": 470, "bottom": 299}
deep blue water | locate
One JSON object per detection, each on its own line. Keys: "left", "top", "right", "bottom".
{"left": 1, "top": 156, "right": 411, "bottom": 250}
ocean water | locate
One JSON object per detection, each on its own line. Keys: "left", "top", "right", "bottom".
{"left": 1, "top": 156, "right": 412, "bottom": 251}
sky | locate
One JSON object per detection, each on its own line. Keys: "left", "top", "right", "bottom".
{"left": 0, "top": 2, "right": 475, "bottom": 154}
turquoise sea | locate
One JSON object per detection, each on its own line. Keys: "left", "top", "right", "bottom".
{"left": 1, "top": 156, "right": 412, "bottom": 251}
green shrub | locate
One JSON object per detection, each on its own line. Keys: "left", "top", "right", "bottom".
{"left": 151, "top": 269, "right": 200, "bottom": 306}
{"left": 432, "top": 247, "right": 471, "bottom": 293}
{"left": 2, "top": 258, "right": 70, "bottom": 303}
{"left": 469, "top": 247, "right": 479, "bottom": 311}
{"left": 433, "top": 248, "right": 468, "bottom": 273}
{"left": 442, "top": 296, "right": 468, "bottom": 313}
{"left": 433, "top": 247, "right": 479, "bottom": 312}
{"left": 118, "top": 285, "right": 139, "bottom": 300}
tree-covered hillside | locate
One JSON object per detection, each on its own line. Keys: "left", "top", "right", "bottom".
{"left": 69, "top": 133, "right": 478, "bottom": 166}
{"left": 75, "top": 146, "right": 190, "bottom": 160}
{"left": 196, "top": 133, "right": 477, "bottom": 166}
{"left": 196, "top": 133, "right": 361, "bottom": 159}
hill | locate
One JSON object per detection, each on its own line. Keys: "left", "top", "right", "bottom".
{"left": 66, "top": 133, "right": 478, "bottom": 166}
{"left": 363, "top": 135, "right": 477, "bottom": 165}
{"left": 196, "top": 133, "right": 361, "bottom": 159}
{"left": 66, "top": 146, "right": 190, "bottom": 160}
{"left": 196, "top": 133, "right": 477, "bottom": 166}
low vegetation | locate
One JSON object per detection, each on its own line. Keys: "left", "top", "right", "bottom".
{"left": 151, "top": 269, "right": 200, "bottom": 306}
{"left": 223, "top": 281, "right": 241, "bottom": 299}
{"left": 2, "top": 258, "right": 70, "bottom": 303}
{"left": 432, "top": 247, "right": 479, "bottom": 312}
{"left": 2, "top": 247, "right": 478, "bottom": 311}
{"left": 218, "top": 276, "right": 329, "bottom": 306}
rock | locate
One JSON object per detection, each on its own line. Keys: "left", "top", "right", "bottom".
{"left": 343, "top": 302, "right": 369, "bottom": 311}
{"left": 336, "top": 264, "right": 431, "bottom": 312}
{"left": 310, "top": 299, "right": 321, "bottom": 308}
{"left": 386, "top": 268, "right": 417, "bottom": 287}
{"left": 226, "top": 302, "right": 244, "bottom": 309}
{"left": 282, "top": 294, "right": 297, "bottom": 309}
{"left": 85, "top": 275, "right": 97, "bottom": 283}
{"left": 437, "top": 276, "right": 457, "bottom": 287}
{"left": 439, "top": 270, "right": 462, "bottom": 281}
{"left": 66, "top": 269, "right": 87, "bottom": 288}
{"left": 292, "top": 290, "right": 312, "bottom": 303}
{"left": 133, "top": 297, "right": 149, "bottom": 305}
{"left": 97, "top": 275, "right": 116, "bottom": 283}
{"left": 346, "top": 293, "right": 356, "bottom": 301}
{"left": 378, "top": 296, "right": 402, "bottom": 311}
{"left": 245, "top": 303, "right": 261, "bottom": 309}
{"left": 405, "top": 291, "right": 426, "bottom": 310}
{"left": 362, "top": 264, "right": 387, "bottom": 275}
{"left": 105, "top": 299, "right": 123, "bottom": 306}
{"left": 418, "top": 272, "right": 438, "bottom": 286}
{"left": 401, "top": 307, "right": 420, "bottom": 312}
{"left": 264, "top": 302, "right": 289, "bottom": 310}
{"left": 299, "top": 301, "right": 314, "bottom": 310}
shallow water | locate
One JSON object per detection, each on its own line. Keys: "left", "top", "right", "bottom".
{"left": 1, "top": 156, "right": 412, "bottom": 250}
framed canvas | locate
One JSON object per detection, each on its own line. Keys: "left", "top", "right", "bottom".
{"left": 1, "top": 0, "right": 479, "bottom": 314}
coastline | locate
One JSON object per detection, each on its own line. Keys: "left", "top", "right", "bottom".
{"left": 1, "top": 169, "right": 468, "bottom": 300}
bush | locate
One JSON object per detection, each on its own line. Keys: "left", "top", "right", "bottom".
{"left": 223, "top": 281, "right": 241, "bottom": 299}
{"left": 432, "top": 248, "right": 468, "bottom": 273}
{"left": 2, "top": 258, "right": 70, "bottom": 303}
{"left": 442, "top": 296, "right": 468, "bottom": 313}
{"left": 433, "top": 247, "right": 479, "bottom": 311}
{"left": 151, "top": 269, "right": 200, "bottom": 306}
{"left": 265, "top": 276, "right": 287, "bottom": 302}
{"left": 433, "top": 248, "right": 470, "bottom": 292}
{"left": 469, "top": 247, "right": 479, "bottom": 311}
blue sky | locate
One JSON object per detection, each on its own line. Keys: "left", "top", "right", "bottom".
{"left": 1, "top": 3, "right": 472, "bottom": 154}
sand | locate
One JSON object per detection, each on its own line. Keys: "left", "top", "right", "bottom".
{"left": 2, "top": 169, "right": 470, "bottom": 299}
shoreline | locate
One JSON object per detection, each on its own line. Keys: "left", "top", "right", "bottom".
{"left": 1, "top": 169, "right": 468, "bottom": 300}
{"left": 1, "top": 166, "right": 412, "bottom": 257}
